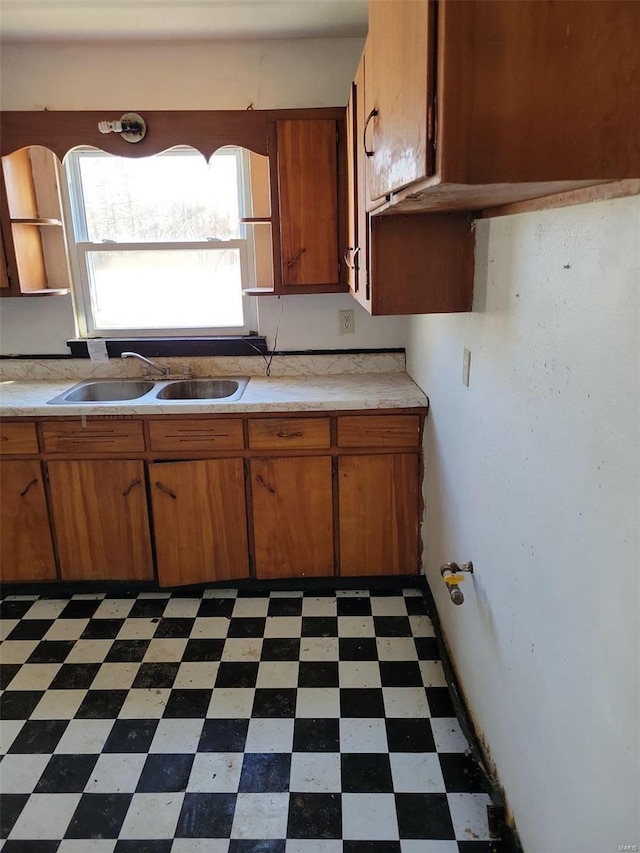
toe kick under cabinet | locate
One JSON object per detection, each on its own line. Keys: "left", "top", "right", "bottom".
{"left": 0, "top": 409, "right": 426, "bottom": 587}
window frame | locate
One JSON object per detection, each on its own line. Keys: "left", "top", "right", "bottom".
{"left": 62, "top": 145, "right": 259, "bottom": 339}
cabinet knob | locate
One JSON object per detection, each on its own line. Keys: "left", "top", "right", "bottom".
{"left": 363, "top": 108, "right": 378, "bottom": 158}
{"left": 276, "top": 431, "right": 303, "bottom": 439}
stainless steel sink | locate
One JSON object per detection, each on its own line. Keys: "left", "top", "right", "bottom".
{"left": 48, "top": 379, "right": 156, "bottom": 404}
{"left": 156, "top": 377, "right": 249, "bottom": 401}
{"left": 47, "top": 375, "right": 250, "bottom": 405}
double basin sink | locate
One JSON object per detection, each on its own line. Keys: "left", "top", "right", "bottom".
{"left": 47, "top": 376, "right": 250, "bottom": 405}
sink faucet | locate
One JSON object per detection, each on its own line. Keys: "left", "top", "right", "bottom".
{"left": 121, "top": 351, "right": 169, "bottom": 376}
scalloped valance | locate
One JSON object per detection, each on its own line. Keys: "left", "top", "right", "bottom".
{"left": 0, "top": 107, "right": 344, "bottom": 161}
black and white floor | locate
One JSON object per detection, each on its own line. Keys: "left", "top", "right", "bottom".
{"left": 0, "top": 586, "right": 499, "bottom": 852}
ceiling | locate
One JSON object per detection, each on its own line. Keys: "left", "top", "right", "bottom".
{"left": 0, "top": 0, "right": 369, "bottom": 42}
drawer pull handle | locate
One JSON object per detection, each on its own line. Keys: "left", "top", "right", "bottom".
{"left": 122, "top": 477, "right": 142, "bottom": 497}
{"left": 276, "top": 431, "right": 303, "bottom": 439}
{"left": 256, "top": 474, "right": 276, "bottom": 495}
{"left": 363, "top": 107, "right": 378, "bottom": 157}
{"left": 19, "top": 478, "right": 38, "bottom": 497}
{"left": 155, "top": 481, "right": 177, "bottom": 500}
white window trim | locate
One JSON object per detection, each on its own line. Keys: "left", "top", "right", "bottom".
{"left": 61, "top": 146, "right": 259, "bottom": 339}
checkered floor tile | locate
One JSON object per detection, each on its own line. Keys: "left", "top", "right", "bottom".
{"left": 0, "top": 587, "right": 500, "bottom": 852}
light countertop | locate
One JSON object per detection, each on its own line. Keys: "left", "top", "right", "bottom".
{"left": 0, "top": 373, "right": 429, "bottom": 417}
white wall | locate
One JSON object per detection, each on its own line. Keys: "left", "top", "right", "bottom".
{"left": 0, "top": 38, "right": 407, "bottom": 354}
{"left": 406, "top": 195, "right": 640, "bottom": 852}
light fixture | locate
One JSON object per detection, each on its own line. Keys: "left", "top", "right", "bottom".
{"left": 97, "top": 112, "right": 147, "bottom": 143}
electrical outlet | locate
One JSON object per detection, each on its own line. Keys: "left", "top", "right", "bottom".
{"left": 339, "top": 309, "right": 355, "bottom": 335}
{"left": 463, "top": 348, "right": 471, "bottom": 387}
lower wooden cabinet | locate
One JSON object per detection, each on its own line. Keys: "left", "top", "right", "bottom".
{"left": 149, "top": 459, "right": 249, "bottom": 587}
{"left": 1, "top": 410, "right": 426, "bottom": 586}
{"left": 0, "top": 460, "right": 57, "bottom": 581}
{"left": 47, "top": 459, "right": 153, "bottom": 581}
{"left": 338, "top": 454, "right": 420, "bottom": 576}
{"left": 251, "top": 456, "right": 334, "bottom": 578}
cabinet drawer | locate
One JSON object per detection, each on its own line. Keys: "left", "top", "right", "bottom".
{"left": 148, "top": 419, "right": 244, "bottom": 452}
{"left": 337, "top": 415, "right": 421, "bottom": 448}
{"left": 42, "top": 420, "right": 145, "bottom": 453}
{"left": 248, "top": 417, "right": 331, "bottom": 450}
{"left": 0, "top": 421, "right": 39, "bottom": 455}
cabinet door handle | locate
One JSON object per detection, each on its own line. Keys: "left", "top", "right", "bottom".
{"left": 154, "top": 481, "right": 177, "bottom": 500}
{"left": 122, "top": 477, "right": 142, "bottom": 497}
{"left": 255, "top": 474, "right": 276, "bottom": 494}
{"left": 276, "top": 431, "right": 303, "bottom": 439}
{"left": 363, "top": 108, "right": 378, "bottom": 158}
{"left": 19, "top": 478, "right": 38, "bottom": 497}
{"left": 344, "top": 247, "right": 360, "bottom": 271}
{"left": 286, "top": 248, "right": 306, "bottom": 268}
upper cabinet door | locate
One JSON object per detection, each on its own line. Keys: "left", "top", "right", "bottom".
{"left": 276, "top": 119, "right": 340, "bottom": 287}
{"left": 364, "top": 0, "right": 435, "bottom": 206}
{"left": 344, "top": 82, "right": 359, "bottom": 295}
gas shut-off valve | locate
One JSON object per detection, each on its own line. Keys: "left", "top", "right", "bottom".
{"left": 440, "top": 562, "right": 474, "bottom": 605}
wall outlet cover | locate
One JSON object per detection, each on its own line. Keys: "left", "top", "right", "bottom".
{"left": 339, "top": 309, "right": 355, "bottom": 335}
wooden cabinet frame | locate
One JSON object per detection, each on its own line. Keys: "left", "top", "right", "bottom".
{"left": 0, "top": 109, "right": 348, "bottom": 299}
{"left": 1, "top": 408, "right": 427, "bottom": 586}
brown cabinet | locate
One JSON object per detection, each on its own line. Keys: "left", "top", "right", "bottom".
{"left": 251, "top": 456, "right": 334, "bottom": 579}
{"left": 148, "top": 418, "right": 244, "bottom": 453}
{"left": 337, "top": 414, "right": 421, "bottom": 448}
{"left": 364, "top": 0, "right": 435, "bottom": 206}
{"left": 345, "top": 49, "right": 474, "bottom": 315}
{"left": 336, "top": 413, "right": 423, "bottom": 576}
{"left": 338, "top": 454, "right": 421, "bottom": 576}
{"left": 1, "top": 421, "right": 40, "bottom": 454}
{"left": 362, "top": 0, "right": 640, "bottom": 213}
{"left": 1, "top": 109, "right": 349, "bottom": 300}
{"left": 0, "top": 146, "right": 71, "bottom": 297}
{"left": 274, "top": 119, "right": 345, "bottom": 292}
{"left": 42, "top": 420, "right": 145, "bottom": 454}
{"left": 248, "top": 417, "right": 331, "bottom": 451}
{"left": 345, "top": 0, "right": 640, "bottom": 315}
{"left": 1, "top": 407, "right": 426, "bottom": 587}
{"left": 150, "top": 459, "right": 249, "bottom": 587}
{"left": 0, "top": 460, "right": 57, "bottom": 582}
{"left": 47, "top": 459, "right": 153, "bottom": 581}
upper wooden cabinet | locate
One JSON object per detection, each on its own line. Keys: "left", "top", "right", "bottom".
{"left": 346, "top": 50, "right": 475, "bottom": 316}
{"left": 1, "top": 146, "right": 71, "bottom": 296}
{"left": 361, "top": 0, "right": 640, "bottom": 213}
{"left": 0, "top": 109, "right": 348, "bottom": 299}
{"left": 275, "top": 119, "right": 343, "bottom": 291}
{"left": 364, "top": 0, "right": 435, "bottom": 206}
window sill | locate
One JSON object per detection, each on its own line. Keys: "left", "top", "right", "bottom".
{"left": 67, "top": 336, "right": 268, "bottom": 358}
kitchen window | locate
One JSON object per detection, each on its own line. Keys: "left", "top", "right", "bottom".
{"left": 63, "top": 146, "right": 259, "bottom": 337}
